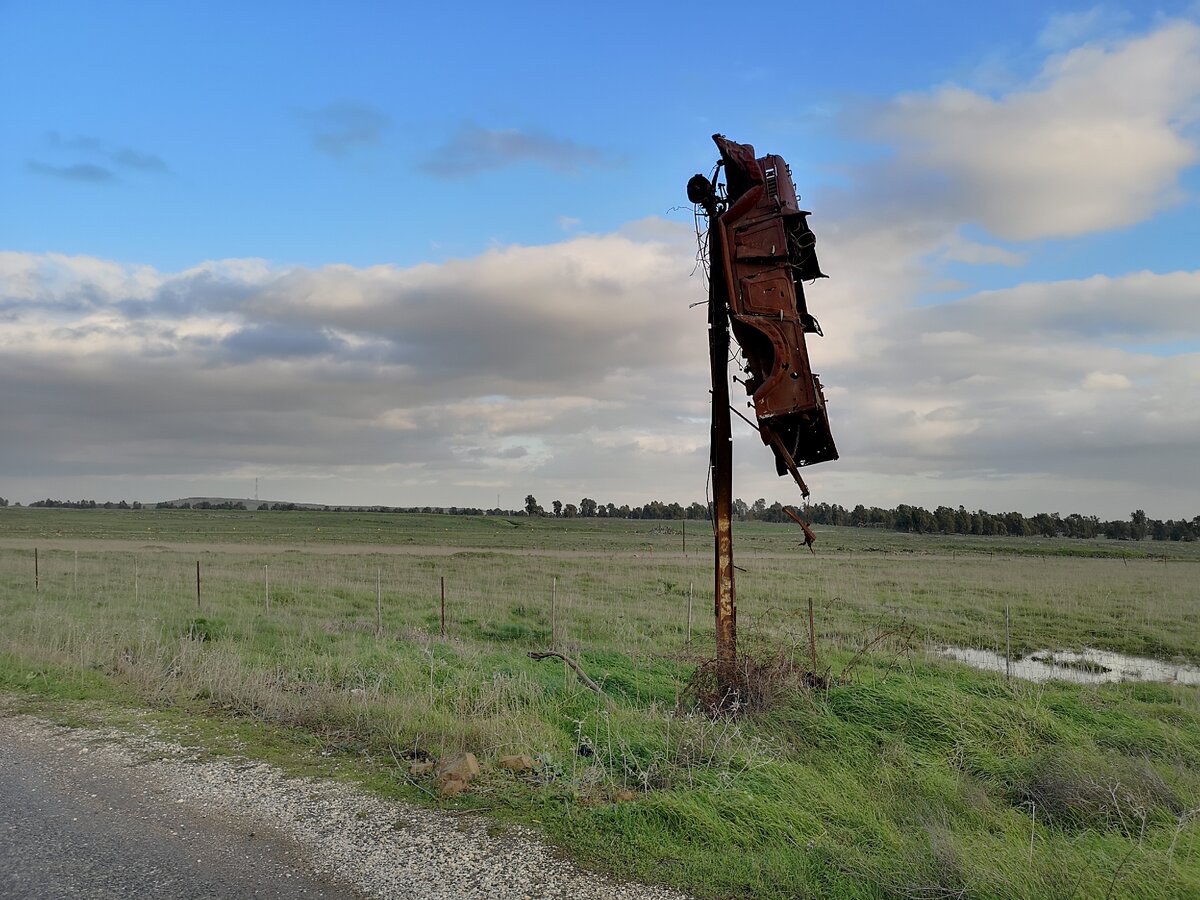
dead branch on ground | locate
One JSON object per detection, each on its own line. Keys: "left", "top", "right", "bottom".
{"left": 528, "top": 650, "right": 613, "bottom": 706}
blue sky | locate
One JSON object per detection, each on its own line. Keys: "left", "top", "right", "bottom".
{"left": 2, "top": 2, "right": 1199, "bottom": 518}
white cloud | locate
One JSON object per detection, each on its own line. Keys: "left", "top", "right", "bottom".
{"left": 1082, "top": 371, "right": 1133, "bottom": 390}
{"left": 866, "top": 20, "right": 1200, "bottom": 240}
{"left": 1037, "top": 6, "right": 1132, "bottom": 50}
{"left": 828, "top": 267, "right": 1200, "bottom": 514}
{"left": 936, "top": 233, "right": 1025, "bottom": 267}
{"left": 3, "top": 239, "right": 1196, "bottom": 517}
{"left": 927, "top": 270, "right": 1200, "bottom": 344}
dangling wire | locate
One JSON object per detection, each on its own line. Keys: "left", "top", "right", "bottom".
{"left": 691, "top": 205, "right": 711, "bottom": 281}
{"left": 689, "top": 160, "right": 725, "bottom": 282}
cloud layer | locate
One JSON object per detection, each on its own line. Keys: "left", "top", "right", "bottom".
{"left": 0, "top": 229, "right": 718, "bottom": 507}
{"left": 2, "top": 234, "right": 1196, "bottom": 516}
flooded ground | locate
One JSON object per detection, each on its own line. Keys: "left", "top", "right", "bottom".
{"left": 936, "top": 645, "right": 1200, "bottom": 685}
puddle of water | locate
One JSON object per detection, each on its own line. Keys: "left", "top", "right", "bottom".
{"left": 936, "top": 645, "right": 1200, "bottom": 686}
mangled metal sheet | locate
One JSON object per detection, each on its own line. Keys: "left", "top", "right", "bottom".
{"left": 690, "top": 134, "right": 838, "bottom": 497}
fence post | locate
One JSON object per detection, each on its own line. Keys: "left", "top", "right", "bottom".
{"left": 551, "top": 576, "right": 557, "bottom": 646}
{"left": 34, "top": 547, "right": 39, "bottom": 593}
{"left": 440, "top": 575, "right": 445, "bottom": 637}
{"left": 196, "top": 561, "right": 201, "bottom": 608}
{"left": 1005, "top": 604, "right": 1012, "bottom": 685}
{"left": 686, "top": 581, "right": 693, "bottom": 642}
{"left": 134, "top": 555, "right": 138, "bottom": 604}
{"left": 807, "top": 598, "right": 819, "bottom": 674}
{"left": 74, "top": 550, "right": 78, "bottom": 596}
{"left": 264, "top": 565, "right": 270, "bottom": 610}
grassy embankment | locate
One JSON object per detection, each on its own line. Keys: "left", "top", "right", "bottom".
{"left": 1, "top": 507, "right": 1198, "bottom": 898}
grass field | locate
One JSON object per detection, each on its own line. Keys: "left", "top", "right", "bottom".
{"left": 1, "top": 507, "right": 1198, "bottom": 898}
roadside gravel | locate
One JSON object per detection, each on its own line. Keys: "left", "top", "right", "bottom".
{"left": 0, "top": 713, "right": 691, "bottom": 900}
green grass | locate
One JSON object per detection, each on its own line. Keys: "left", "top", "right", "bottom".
{"left": 1, "top": 508, "right": 1198, "bottom": 898}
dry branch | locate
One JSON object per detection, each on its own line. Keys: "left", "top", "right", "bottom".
{"left": 527, "top": 650, "right": 611, "bottom": 705}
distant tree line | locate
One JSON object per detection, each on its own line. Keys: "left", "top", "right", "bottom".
{"left": 522, "top": 495, "right": 1198, "bottom": 542}
{"left": 29, "top": 498, "right": 143, "bottom": 510}
{"left": 522, "top": 495, "right": 709, "bottom": 520}
{"left": 154, "top": 500, "right": 513, "bottom": 514}
{"left": 801, "top": 503, "right": 1199, "bottom": 542}
{"left": 12, "top": 495, "right": 1197, "bottom": 542}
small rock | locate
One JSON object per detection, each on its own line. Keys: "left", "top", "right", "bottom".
{"left": 497, "top": 754, "right": 539, "bottom": 773}
{"left": 437, "top": 775, "right": 468, "bottom": 799}
{"left": 434, "top": 752, "right": 480, "bottom": 784}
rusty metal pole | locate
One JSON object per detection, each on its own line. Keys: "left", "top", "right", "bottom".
{"left": 707, "top": 227, "right": 738, "bottom": 700}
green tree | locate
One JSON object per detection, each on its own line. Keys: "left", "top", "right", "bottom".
{"left": 579, "top": 498, "right": 598, "bottom": 517}
{"left": 524, "top": 494, "right": 543, "bottom": 516}
{"left": 1130, "top": 509, "right": 1148, "bottom": 541}
{"left": 1105, "top": 519, "right": 1132, "bottom": 540}
{"left": 552, "top": 500, "right": 563, "bottom": 518}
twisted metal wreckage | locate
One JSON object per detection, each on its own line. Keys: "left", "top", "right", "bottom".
{"left": 688, "top": 134, "right": 838, "bottom": 696}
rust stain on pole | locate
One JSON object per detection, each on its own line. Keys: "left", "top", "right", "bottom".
{"left": 708, "top": 216, "right": 739, "bottom": 696}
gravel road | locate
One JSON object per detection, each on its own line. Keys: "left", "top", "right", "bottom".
{"left": 0, "top": 714, "right": 690, "bottom": 900}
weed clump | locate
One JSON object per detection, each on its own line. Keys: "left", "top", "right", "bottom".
{"left": 185, "top": 617, "right": 225, "bottom": 642}
{"left": 1008, "top": 751, "right": 1182, "bottom": 835}
{"left": 476, "top": 622, "right": 549, "bottom": 644}
{"left": 683, "top": 648, "right": 826, "bottom": 715}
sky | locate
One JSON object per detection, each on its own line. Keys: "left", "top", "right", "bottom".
{"left": 2, "top": 1, "right": 1199, "bottom": 519}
